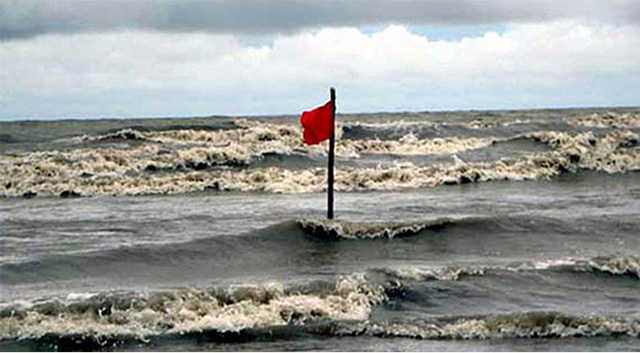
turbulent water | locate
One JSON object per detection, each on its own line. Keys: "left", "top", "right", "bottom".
{"left": 1, "top": 107, "right": 639, "bottom": 351}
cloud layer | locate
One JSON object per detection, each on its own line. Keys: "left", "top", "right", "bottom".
{"left": 1, "top": 21, "right": 639, "bottom": 119}
{"left": 2, "top": 0, "right": 640, "bottom": 40}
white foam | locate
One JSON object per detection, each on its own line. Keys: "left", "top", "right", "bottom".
{"left": 0, "top": 275, "right": 386, "bottom": 341}
{"left": 338, "top": 313, "right": 640, "bottom": 339}
{"left": 66, "top": 292, "right": 97, "bottom": 301}
{"left": 379, "top": 265, "right": 485, "bottom": 281}
{"left": 1, "top": 126, "right": 639, "bottom": 198}
{"left": 569, "top": 112, "right": 640, "bottom": 129}
{"left": 297, "top": 219, "right": 451, "bottom": 239}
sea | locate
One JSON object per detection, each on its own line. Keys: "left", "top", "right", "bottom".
{"left": 0, "top": 107, "right": 639, "bottom": 351}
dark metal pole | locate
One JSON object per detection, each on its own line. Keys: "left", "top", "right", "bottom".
{"left": 328, "top": 87, "right": 336, "bottom": 220}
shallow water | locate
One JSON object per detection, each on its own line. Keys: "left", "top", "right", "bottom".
{"left": 1, "top": 108, "right": 639, "bottom": 351}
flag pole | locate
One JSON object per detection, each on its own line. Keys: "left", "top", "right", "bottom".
{"left": 328, "top": 87, "right": 336, "bottom": 220}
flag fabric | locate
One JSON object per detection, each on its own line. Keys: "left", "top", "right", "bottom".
{"left": 300, "top": 101, "right": 334, "bottom": 145}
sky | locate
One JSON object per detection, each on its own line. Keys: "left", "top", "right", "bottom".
{"left": 1, "top": 0, "right": 639, "bottom": 120}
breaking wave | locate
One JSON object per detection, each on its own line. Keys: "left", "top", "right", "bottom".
{"left": 0, "top": 275, "right": 386, "bottom": 343}
{"left": 78, "top": 128, "right": 151, "bottom": 143}
{"left": 569, "top": 111, "right": 640, "bottom": 129}
{"left": 1, "top": 256, "right": 638, "bottom": 348}
{"left": 372, "top": 256, "right": 640, "bottom": 282}
{"left": 1, "top": 116, "right": 639, "bottom": 197}
{"left": 519, "top": 256, "right": 640, "bottom": 278}
{"left": 0, "top": 120, "right": 506, "bottom": 198}
{"left": 335, "top": 312, "right": 640, "bottom": 339}
{"left": 372, "top": 265, "right": 487, "bottom": 281}
{"left": 297, "top": 218, "right": 452, "bottom": 240}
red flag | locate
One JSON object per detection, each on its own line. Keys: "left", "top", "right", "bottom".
{"left": 300, "top": 101, "right": 334, "bottom": 145}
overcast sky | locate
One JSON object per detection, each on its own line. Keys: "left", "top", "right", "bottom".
{"left": 1, "top": 0, "right": 639, "bottom": 120}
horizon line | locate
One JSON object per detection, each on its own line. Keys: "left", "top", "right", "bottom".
{"left": 1, "top": 104, "right": 638, "bottom": 124}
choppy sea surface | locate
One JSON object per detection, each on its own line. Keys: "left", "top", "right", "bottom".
{"left": 1, "top": 107, "right": 639, "bottom": 351}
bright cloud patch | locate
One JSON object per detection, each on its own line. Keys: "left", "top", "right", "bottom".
{"left": 1, "top": 22, "right": 639, "bottom": 119}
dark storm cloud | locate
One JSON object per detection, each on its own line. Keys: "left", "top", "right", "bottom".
{"left": 2, "top": 0, "right": 639, "bottom": 40}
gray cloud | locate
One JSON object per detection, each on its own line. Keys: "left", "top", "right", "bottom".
{"left": 2, "top": 0, "right": 639, "bottom": 40}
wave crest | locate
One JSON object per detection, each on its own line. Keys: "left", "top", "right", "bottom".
{"left": 511, "top": 256, "right": 640, "bottom": 278}
{"left": 337, "top": 312, "right": 640, "bottom": 339}
{"left": 587, "top": 256, "right": 640, "bottom": 278}
{"left": 371, "top": 256, "right": 640, "bottom": 282}
{"left": 297, "top": 219, "right": 452, "bottom": 239}
{"left": 373, "top": 266, "right": 485, "bottom": 281}
{"left": 0, "top": 275, "right": 385, "bottom": 342}
{"left": 569, "top": 112, "right": 640, "bottom": 129}
{"left": 1, "top": 126, "right": 639, "bottom": 197}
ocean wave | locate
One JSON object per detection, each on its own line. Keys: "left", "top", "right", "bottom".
{"left": 342, "top": 120, "right": 458, "bottom": 141}
{"left": 335, "top": 312, "right": 640, "bottom": 339}
{"left": 338, "top": 134, "right": 496, "bottom": 157}
{"left": 372, "top": 265, "right": 485, "bottom": 281}
{"left": 1, "top": 127, "right": 639, "bottom": 197}
{"left": 4, "top": 309, "right": 638, "bottom": 348}
{"left": 0, "top": 120, "right": 509, "bottom": 198}
{"left": 297, "top": 218, "right": 452, "bottom": 240}
{"left": 78, "top": 128, "right": 151, "bottom": 143}
{"left": 370, "top": 256, "right": 640, "bottom": 282}
{"left": 4, "top": 313, "right": 639, "bottom": 350}
{"left": 103, "top": 120, "right": 497, "bottom": 158}
{"left": 343, "top": 120, "right": 437, "bottom": 130}
{"left": 0, "top": 275, "right": 386, "bottom": 343}
{"left": 341, "top": 116, "right": 558, "bottom": 142}
{"left": 2, "top": 256, "right": 638, "bottom": 347}
{"left": 518, "top": 256, "right": 640, "bottom": 278}
{"left": 344, "top": 117, "right": 540, "bottom": 131}
{"left": 569, "top": 111, "right": 640, "bottom": 129}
